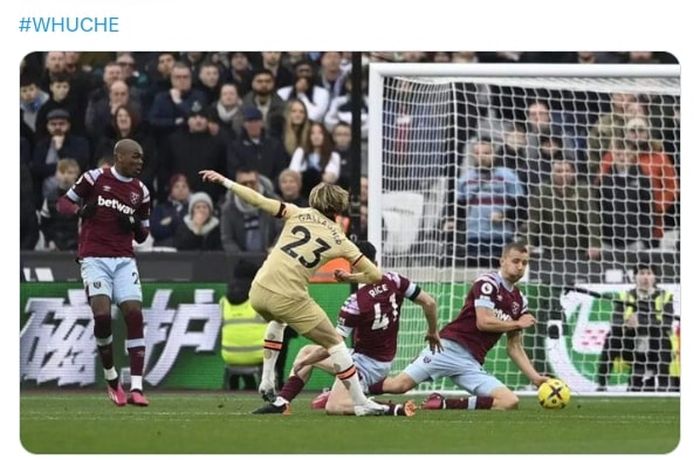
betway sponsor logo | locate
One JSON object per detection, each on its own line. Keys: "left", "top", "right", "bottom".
{"left": 98, "top": 195, "right": 135, "bottom": 214}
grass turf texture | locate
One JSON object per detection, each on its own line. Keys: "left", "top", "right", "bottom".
{"left": 20, "top": 390, "right": 679, "bottom": 454}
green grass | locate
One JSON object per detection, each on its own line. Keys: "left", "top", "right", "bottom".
{"left": 20, "top": 390, "right": 679, "bottom": 454}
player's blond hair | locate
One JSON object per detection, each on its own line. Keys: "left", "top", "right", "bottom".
{"left": 309, "top": 183, "right": 349, "bottom": 218}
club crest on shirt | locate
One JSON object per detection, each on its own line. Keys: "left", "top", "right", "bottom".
{"left": 93, "top": 281, "right": 101, "bottom": 289}
{"left": 511, "top": 302, "right": 521, "bottom": 315}
{"left": 129, "top": 191, "right": 140, "bottom": 205}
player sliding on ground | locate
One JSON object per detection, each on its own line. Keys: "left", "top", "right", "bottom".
{"left": 252, "top": 241, "right": 442, "bottom": 416}
{"left": 200, "top": 170, "right": 389, "bottom": 416}
{"left": 367, "top": 241, "right": 549, "bottom": 411}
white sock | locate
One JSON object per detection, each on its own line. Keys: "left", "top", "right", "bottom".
{"left": 104, "top": 367, "right": 118, "bottom": 382}
{"left": 131, "top": 376, "right": 143, "bottom": 392}
{"left": 327, "top": 343, "right": 368, "bottom": 406}
{"left": 273, "top": 396, "right": 289, "bottom": 407}
{"left": 261, "top": 321, "right": 286, "bottom": 388}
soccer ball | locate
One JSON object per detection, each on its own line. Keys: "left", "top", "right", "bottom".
{"left": 538, "top": 378, "right": 571, "bottom": 409}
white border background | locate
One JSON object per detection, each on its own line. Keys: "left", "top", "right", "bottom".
{"left": 2, "top": 0, "right": 694, "bottom": 459}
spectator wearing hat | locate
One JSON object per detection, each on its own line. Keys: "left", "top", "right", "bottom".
{"left": 161, "top": 100, "right": 228, "bottom": 204}
{"left": 227, "top": 106, "right": 288, "bottom": 184}
{"left": 173, "top": 191, "right": 222, "bottom": 251}
{"left": 150, "top": 174, "right": 191, "bottom": 247}
{"left": 30, "top": 108, "right": 89, "bottom": 208}
{"left": 224, "top": 52, "right": 253, "bottom": 97}
{"left": 241, "top": 69, "right": 286, "bottom": 140}
{"left": 220, "top": 167, "right": 282, "bottom": 255}
{"left": 598, "top": 117, "right": 678, "bottom": 243}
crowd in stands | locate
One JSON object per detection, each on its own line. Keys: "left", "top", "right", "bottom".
{"left": 20, "top": 51, "right": 679, "bottom": 264}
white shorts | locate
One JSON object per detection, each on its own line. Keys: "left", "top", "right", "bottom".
{"left": 351, "top": 351, "right": 392, "bottom": 393}
{"left": 80, "top": 257, "right": 143, "bottom": 304}
{"left": 403, "top": 339, "right": 506, "bottom": 396}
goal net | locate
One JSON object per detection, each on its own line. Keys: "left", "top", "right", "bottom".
{"left": 368, "top": 64, "right": 680, "bottom": 395}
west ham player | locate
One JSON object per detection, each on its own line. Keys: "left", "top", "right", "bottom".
{"left": 200, "top": 169, "right": 389, "bottom": 416}
{"left": 252, "top": 241, "right": 442, "bottom": 416}
{"left": 57, "top": 139, "right": 151, "bottom": 407}
{"left": 367, "top": 241, "right": 549, "bottom": 411}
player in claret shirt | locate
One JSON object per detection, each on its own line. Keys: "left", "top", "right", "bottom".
{"left": 367, "top": 241, "right": 549, "bottom": 411}
{"left": 252, "top": 241, "right": 442, "bottom": 416}
{"left": 57, "top": 138, "right": 151, "bottom": 407}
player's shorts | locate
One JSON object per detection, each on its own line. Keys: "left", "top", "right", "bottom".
{"left": 351, "top": 351, "right": 392, "bottom": 393}
{"left": 403, "top": 339, "right": 506, "bottom": 396}
{"left": 80, "top": 257, "right": 142, "bottom": 304}
{"left": 249, "top": 282, "right": 328, "bottom": 335}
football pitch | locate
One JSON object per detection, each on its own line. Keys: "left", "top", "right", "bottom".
{"left": 20, "top": 390, "right": 679, "bottom": 454}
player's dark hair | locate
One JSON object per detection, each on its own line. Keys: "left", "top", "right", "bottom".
{"left": 501, "top": 240, "right": 528, "bottom": 257}
{"left": 633, "top": 263, "right": 657, "bottom": 276}
{"left": 356, "top": 241, "right": 377, "bottom": 265}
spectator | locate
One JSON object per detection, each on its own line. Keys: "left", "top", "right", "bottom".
{"left": 318, "top": 52, "right": 347, "bottom": 99}
{"left": 35, "top": 73, "right": 85, "bottom": 139}
{"left": 588, "top": 92, "right": 638, "bottom": 176}
{"left": 289, "top": 121, "right": 342, "bottom": 196}
{"left": 282, "top": 99, "right": 311, "bottom": 156}
{"left": 116, "top": 52, "right": 149, "bottom": 92}
{"left": 20, "top": 74, "right": 49, "bottom": 134}
{"left": 38, "top": 158, "right": 81, "bottom": 250}
{"left": 324, "top": 76, "right": 368, "bottom": 139}
{"left": 31, "top": 109, "right": 90, "bottom": 207}
{"left": 38, "top": 51, "right": 67, "bottom": 93}
{"left": 60, "top": 52, "right": 93, "bottom": 117}
{"left": 599, "top": 117, "right": 678, "bottom": 242}
{"left": 220, "top": 168, "right": 281, "bottom": 254}
{"left": 525, "top": 100, "right": 577, "bottom": 162}
{"left": 225, "top": 52, "right": 253, "bottom": 96}
{"left": 142, "top": 52, "right": 176, "bottom": 112}
{"left": 87, "top": 61, "right": 124, "bottom": 109}
{"left": 181, "top": 52, "right": 206, "bottom": 76}
{"left": 195, "top": 60, "right": 222, "bottom": 105}
{"left": 331, "top": 121, "right": 352, "bottom": 188}
{"left": 150, "top": 174, "right": 190, "bottom": 247}
{"left": 20, "top": 163, "right": 40, "bottom": 250}
{"left": 360, "top": 175, "right": 368, "bottom": 205}
{"left": 277, "top": 169, "right": 308, "bottom": 207}
{"left": 277, "top": 61, "right": 330, "bottom": 122}
{"left": 174, "top": 191, "right": 222, "bottom": 251}
{"left": 94, "top": 105, "right": 157, "bottom": 192}
{"left": 261, "top": 52, "right": 293, "bottom": 89}
{"left": 446, "top": 138, "right": 524, "bottom": 264}
{"left": 211, "top": 83, "right": 244, "bottom": 141}
{"left": 162, "top": 100, "right": 228, "bottom": 204}
{"left": 85, "top": 80, "right": 142, "bottom": 142}
{"left": 227, "top": 106, "right": 288, "bottom": 183}
{"left": 599, "top": 140, "right": 653, "bottom": 250}
{"left": 148, "top": 62, "right": 207, "bottom": 143}
{"left": 241, "top": 69, "right": 286, "bottom": 140}
{"left": 527, "top": 157, "right": 601, "bottom": 260}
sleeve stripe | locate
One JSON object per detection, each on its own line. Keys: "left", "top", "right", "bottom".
{"left": 351, "top": 254, "right": 364, "bottom": 266}
{"left": 66, "top": 189, "right": 80, "bottom": 202}
{"left": 141, "top": 220, "right": 150, "bottom": 228}
{"left": 474, "top": 299, "right": 495, "bottom": 309}
{"left": 275, "top": 202, "right": 287, "bottom": 218}
{"left": 336, "top": 325, "right": 353, "bottom": 338}
{"left": 407, "top": 285, "right": 421, "bottom": 301}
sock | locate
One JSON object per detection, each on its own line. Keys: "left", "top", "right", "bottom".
{"left": 94, "top": 314, "right": 118, "bottom": 389}
{"left": 124, "top": 309, "right": 145, "bottom": 392}
{"left": 445, "top": 396, "right": 494, "bottom": 410}
{"left": 261, "top": 321, "right": 286, "bottom": 388}
{"left": 277, "top": 375, "right": 306, "bottom": 404}
{"left": 328, "top": 342, "right": 367, "bottom": 406}
{"left": 368, "top": 378, "right": 385, "bottom": 395}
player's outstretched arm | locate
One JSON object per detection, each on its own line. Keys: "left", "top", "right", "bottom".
{"left": 506, "top": 329, "right": 548, "bottom": 386}
{"left": 333, "top": 256, "right": 382, "bottom": 285}
{"left": 199, "top": 170, "right": 298, "bottom": 218}
{"left": 413, "top": 291, "right": 443, "bottom": 353}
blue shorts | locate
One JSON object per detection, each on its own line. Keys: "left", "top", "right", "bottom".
{"left": 80, "top": 257, "right": 143, "bottom": 304}
{"left": 403, "top": 339, "right": 506, "bottom": 396}
{"left": 352, "top": 351, "right": 392, "bottom": 393}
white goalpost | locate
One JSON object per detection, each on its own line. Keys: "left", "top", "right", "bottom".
{"left": 368, "top": 63, "right": 680, "bottom": 396}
